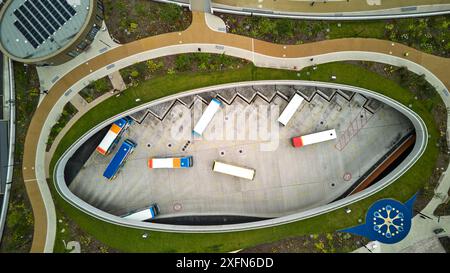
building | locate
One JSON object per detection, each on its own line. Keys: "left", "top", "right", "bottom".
{"left": 0, "top": 0, "right": 104, "bottom": 65}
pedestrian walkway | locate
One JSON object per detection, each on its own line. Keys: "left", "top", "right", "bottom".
{"left": 22, "top": 11, "right": 450, "bottom": 252}
{"left": 69, "top": 94, "right": 88, "bottom": 112}
{"left": 108, "top": 71, "right": 126, "bottom": 92}
{"left": 191, "top": 0, "right": 211, "bottom": 13}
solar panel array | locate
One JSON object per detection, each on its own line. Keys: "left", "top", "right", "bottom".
{"left": 13, "top": 0, "right": 77, "bottom": 49}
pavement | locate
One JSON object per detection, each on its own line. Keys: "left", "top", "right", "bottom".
{"left": 107, "top": 71, "right": 126, "bottom": 92}
{"left": 69, "top": 85, "right": 413, "bottom": 218}
{"left": 22, "top": 11, "right": 450, "bottom": 252}
{"left": 69, "top": 95, "right": 88, "bottom": 112}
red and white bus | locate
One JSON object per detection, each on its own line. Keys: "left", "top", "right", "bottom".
{"left": 292, "top": 129, "right": 337, "bottom": 148}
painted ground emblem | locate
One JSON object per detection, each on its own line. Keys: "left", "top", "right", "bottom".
{"left": 340, "top": 194, "right": 416, "bottom": 244}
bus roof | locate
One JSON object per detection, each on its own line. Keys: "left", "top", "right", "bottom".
{"left": 123, "top": 208, "right": 154, "bottom": 221}
{"left": 278, "top": 94, "right": 304, "bottom": 126}
{"left": 103, "top": 140, "right": 134, "bottom": 179}
{"left": 193, "top": 98, "right": 222, "bottom": 136}
{"left": 97, "top": 118, "right": 129, "bottom": 155}
{"left": 213, "top": 161, "right": 255, "bottom": 180}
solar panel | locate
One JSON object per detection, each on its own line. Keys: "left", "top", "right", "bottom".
{"left": 41, "top": 0, "right": 66, "bottom": 25}
{"left": 14, "top": 9, "right": 45, "bottom": 43}
{"left": 52, "top": 0, "right": 71, "bottom": 21}
{"left": 34, "top": 0, "right": 61, "bottom": 30}
{"left": 12, "top": 0, "right": 78, "bottom": 50}
{"left": 14, "top": 21, "right": 39, "bottom": 48}
{"left": 24, "top": 1, "right": 56, "bottom": 34}
{"left": 18, "top": 6, "right": 51, "bottom": 40}
{"left": 58, "top": 0, "right": 77, "bottom": 16}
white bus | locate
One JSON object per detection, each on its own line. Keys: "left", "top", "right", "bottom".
{"left": 212, "top": 161, "right": 255, "bottom": 180}
{"left": 292, "top": 129, "right": 337, "bottom": 148}
{"left": 96, "top": 118, "right": 131, "bottom": 155}
{"left": 148, "top": 156, "right": 193, "bottom": 169}
{"left": 193, "top": 98, "right": 222, "bottom": 136}
{"left": 278, "top": 94, "right": 304, "bottom": 126}
{"left": 122, "top": 204, "right": 160, "bottom": 221}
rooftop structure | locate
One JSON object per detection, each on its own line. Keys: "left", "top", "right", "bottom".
{"left": 0, "top": 0, "right": 104, "bottom": 65}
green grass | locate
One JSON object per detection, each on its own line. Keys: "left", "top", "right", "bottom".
{"left": 328, "top": 21, "right": 386, "bottom": 39}
{"left": 49, "top": 63, "right": 441, "bottom": 252}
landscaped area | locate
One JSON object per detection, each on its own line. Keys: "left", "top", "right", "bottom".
{"left": 46, "top": 103, "right": 78, "bottom": 152}
{"left": 218, "top": 13, "right": 450, "bottom": 57}
{"left": 48, "top": 61, "right": 446, "bottom": 252}
{"left": 120, "top": 53, "right": 249, "bottom": 86}
{"left": 0, "top": 64, "right": 39, "bottom": 253}
{"left": 79, "top": 77, "right": 113, "bottom": 103}
{"left": 103, "top": 0, "right": 192, "bottom": 43}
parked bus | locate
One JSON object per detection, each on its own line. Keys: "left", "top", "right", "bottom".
{"left": 292, "top": 129, "right": 337, "bottom": 148}
{"left": 103, "top": 139, "right": 137, "bottom": 180}
{"left": 148, "top": 156, "right": 193, "bottom": 169}
{"left": 97, "top": 118, "right": 131, "bottom": 155}
{"left": 278, "top": 94, "right": 304, "bottom": 126}
{"left": 212, "top": 161, "right": 255, "bottom": 180}
{"left": 193, "top": 98, "right": 222, "bottom": 136}
{"left": 122, "top": 204, "right": 160, "bottom": 221}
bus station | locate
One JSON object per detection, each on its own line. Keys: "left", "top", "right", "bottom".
{"left": 66, "top": 83, "right": 415, "bottom": 223}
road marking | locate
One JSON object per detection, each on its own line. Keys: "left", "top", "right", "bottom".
{"left": 24, "top": 178, "right": 38, "bottom": 183}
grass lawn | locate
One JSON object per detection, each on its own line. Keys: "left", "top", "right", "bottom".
{"left": 49, "top": 63, "right": 441, "bottom": 252}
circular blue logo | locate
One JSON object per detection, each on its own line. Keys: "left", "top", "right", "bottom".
{"left": 366, "top": 199, "right": 412, "bottom": 244}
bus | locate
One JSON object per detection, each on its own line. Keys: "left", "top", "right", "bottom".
{"left": 278, "top": 94, "right": 304, "bottom": 126}
{"left": 103, "top": 139, "right": 137, "bottom": 180}
{"left": 122, "top": 204, "right": 160, "bottom": 221}
{"left": 148, "top": 156, "right": 193, "bottom": 169}
{"left": 212, "top": 161, "right": 255, "bottom": 180}
{"left": 193, "top": 98, "right": 222, "bottom": 136}
{"left": 292, "top": 129, "right": 337, "bottom": 148}
{"left": 97, "top": 118, "right": 131, "bottom": 156}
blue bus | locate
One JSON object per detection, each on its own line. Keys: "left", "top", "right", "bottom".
{"left": 103, "top": 139, "right": 137, "bottom": 180}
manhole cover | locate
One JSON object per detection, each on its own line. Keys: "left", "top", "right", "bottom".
{"left": 173, "top": 203, "right": 182, "bottom": 211}
{"left": 343, "top": 172, "right": 352, "bottom": 181}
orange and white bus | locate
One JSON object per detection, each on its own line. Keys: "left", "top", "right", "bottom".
{"left": 96, "top": 118, "right": 131, "bottom": 156}
{"left": 148, "top": 156, "right": 193, "bottom": 169}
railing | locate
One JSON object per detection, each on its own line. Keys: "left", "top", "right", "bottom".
{"left": 0, "top": 57, "right": 16, "bottom": 244}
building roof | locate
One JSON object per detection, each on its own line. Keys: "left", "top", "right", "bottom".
{"left": 0, "top": 0, "right": 92, "bottom": 60}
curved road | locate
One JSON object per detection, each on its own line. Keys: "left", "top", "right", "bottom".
{"left": 22, "top": 11, "right": 450, "bottom": 252}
